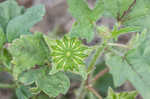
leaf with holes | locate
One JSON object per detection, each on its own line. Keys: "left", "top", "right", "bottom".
{"left": 19, "top": 67, "right": 70, "bottom": 97}
{"left": 8, "top": 33, "right": 50, "bottom": 79}
{"left": 36, "top": 72, "right": 70, "bottom": 97}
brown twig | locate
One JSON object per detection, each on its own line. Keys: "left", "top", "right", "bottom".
{"left": 90, "top": 68, "right": 109, "bottom": 83}
{"left": 85, "top": 68, "right": 109, "bottom": 99}
{"left": 86, "top": 85, "right": 103, "bottom": 99}
{"left": 118, "top": 0, "right": 136, "bottom": 21}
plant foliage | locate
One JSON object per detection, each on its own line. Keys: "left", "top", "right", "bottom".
{"left": 0, "top": 0, "right": 150, "bottom": 99}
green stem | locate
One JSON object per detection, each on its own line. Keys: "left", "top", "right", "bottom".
{"left": 0, "top": 83, "right": 16, "bottom": 89}
{"left": 76, "top": 42, "right": 107, "bottom": 99}
{"left": 107, "top": 43, "right": 129, "bottom": 49}
{"left": 76, "top": 81, "right": 86, "bottom": 99}
{"left": 87, "top": 43, "right": 106, "bottom": 72}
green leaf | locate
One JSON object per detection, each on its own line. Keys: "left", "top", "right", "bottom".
{"left": 6, "top": 4, "right": 45, "bottom": 42}
{"left": 91, "top": 0, "right": 104, "bottom": 21}
{"left": 106, "top": 54, "right": 150, "bottom": 99}
{"left": 103, "top": 0, "right": 134, "bottom": 18}
{"left": 16, "top": 85, "right": 32, "bottom": 99}
{"left": 19, "top": 68, "right": 70, "bottom": 97}
{"left": 70, "top": 21, "right": 95, "bottom": 42}
{"left": 103, "top": 0, "right": 150, "bottom": 31}
{"left": 106, "top": 31, "right": 150, "bottom": 99}
{"left": 0, "top": 0, "right": 22, "bottom": 30}
{"left": 123, "top": 0, "right": 150, "bottom": 30}
{"left": 19, "top": 69, "right": 43, "bottom": 85}
{"left": 106, "top": 87, "right": 137, "bottom": 99}
{"left": 111, "top": 26, "right": 139, "bottom": 39}
{"left": 8, "top": 33, "right": 50, "bottom": 79}
{"left": 67, "top": 0, "right": 104, "bottom": 42}
{"left": 36, "top": 72, "right": 70, "bottom": 97}
{"left": 0, "top": 27, "right": 6, "bottom": 49}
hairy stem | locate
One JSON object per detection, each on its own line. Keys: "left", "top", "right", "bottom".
{"left": 76, "top": 81, "right": 86, "bottom": 99}
{"left": 87, "top": 43, "right": 106, "bottom": 72}
{"left": 107, "top": 43, "right": 129, "bottom": 49}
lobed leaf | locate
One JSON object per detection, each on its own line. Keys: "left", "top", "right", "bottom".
{"left": 106, "top": 31, "right": 150, "bottom": 99}
{"left": 67, "top": 0, "right": 104, "bottom": 42}
{"left": 19, "top": 68, "right": 70, "bottom": 98}
{"left": 36, "top": 72, "right": 70, "bottom": 97}
{"left": 8, "top": 33, "right": 50, "bottom": 79}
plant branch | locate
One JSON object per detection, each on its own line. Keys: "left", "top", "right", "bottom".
{"left": 0, "top": 83, "right": 16, "bottom": 89}
{"left": 86, "top": 85, "right": 103, "bottom": 99}
{"left": 87, "top": 43, "right": 106, "bottom": 72}
{"left": 90, "top": 68, "right": 109, "bottom": 83}
{"left": 119, "top": 0, "right": 136, "bottom": 21}
{"left": 107, "top": 43, "right": 129, "bottom": 49}
{"left": 76, "top": 81, "right": 86, "bottom": 99}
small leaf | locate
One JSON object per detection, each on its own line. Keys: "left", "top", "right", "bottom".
{"left": 6, "top": 4, "right": 45, "bottom": 42}
{"left": 106, "top": 87, "right": 137, "bottom": 99}
{"left": 111, "top": 26, "right": 139, "bottom": 39}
